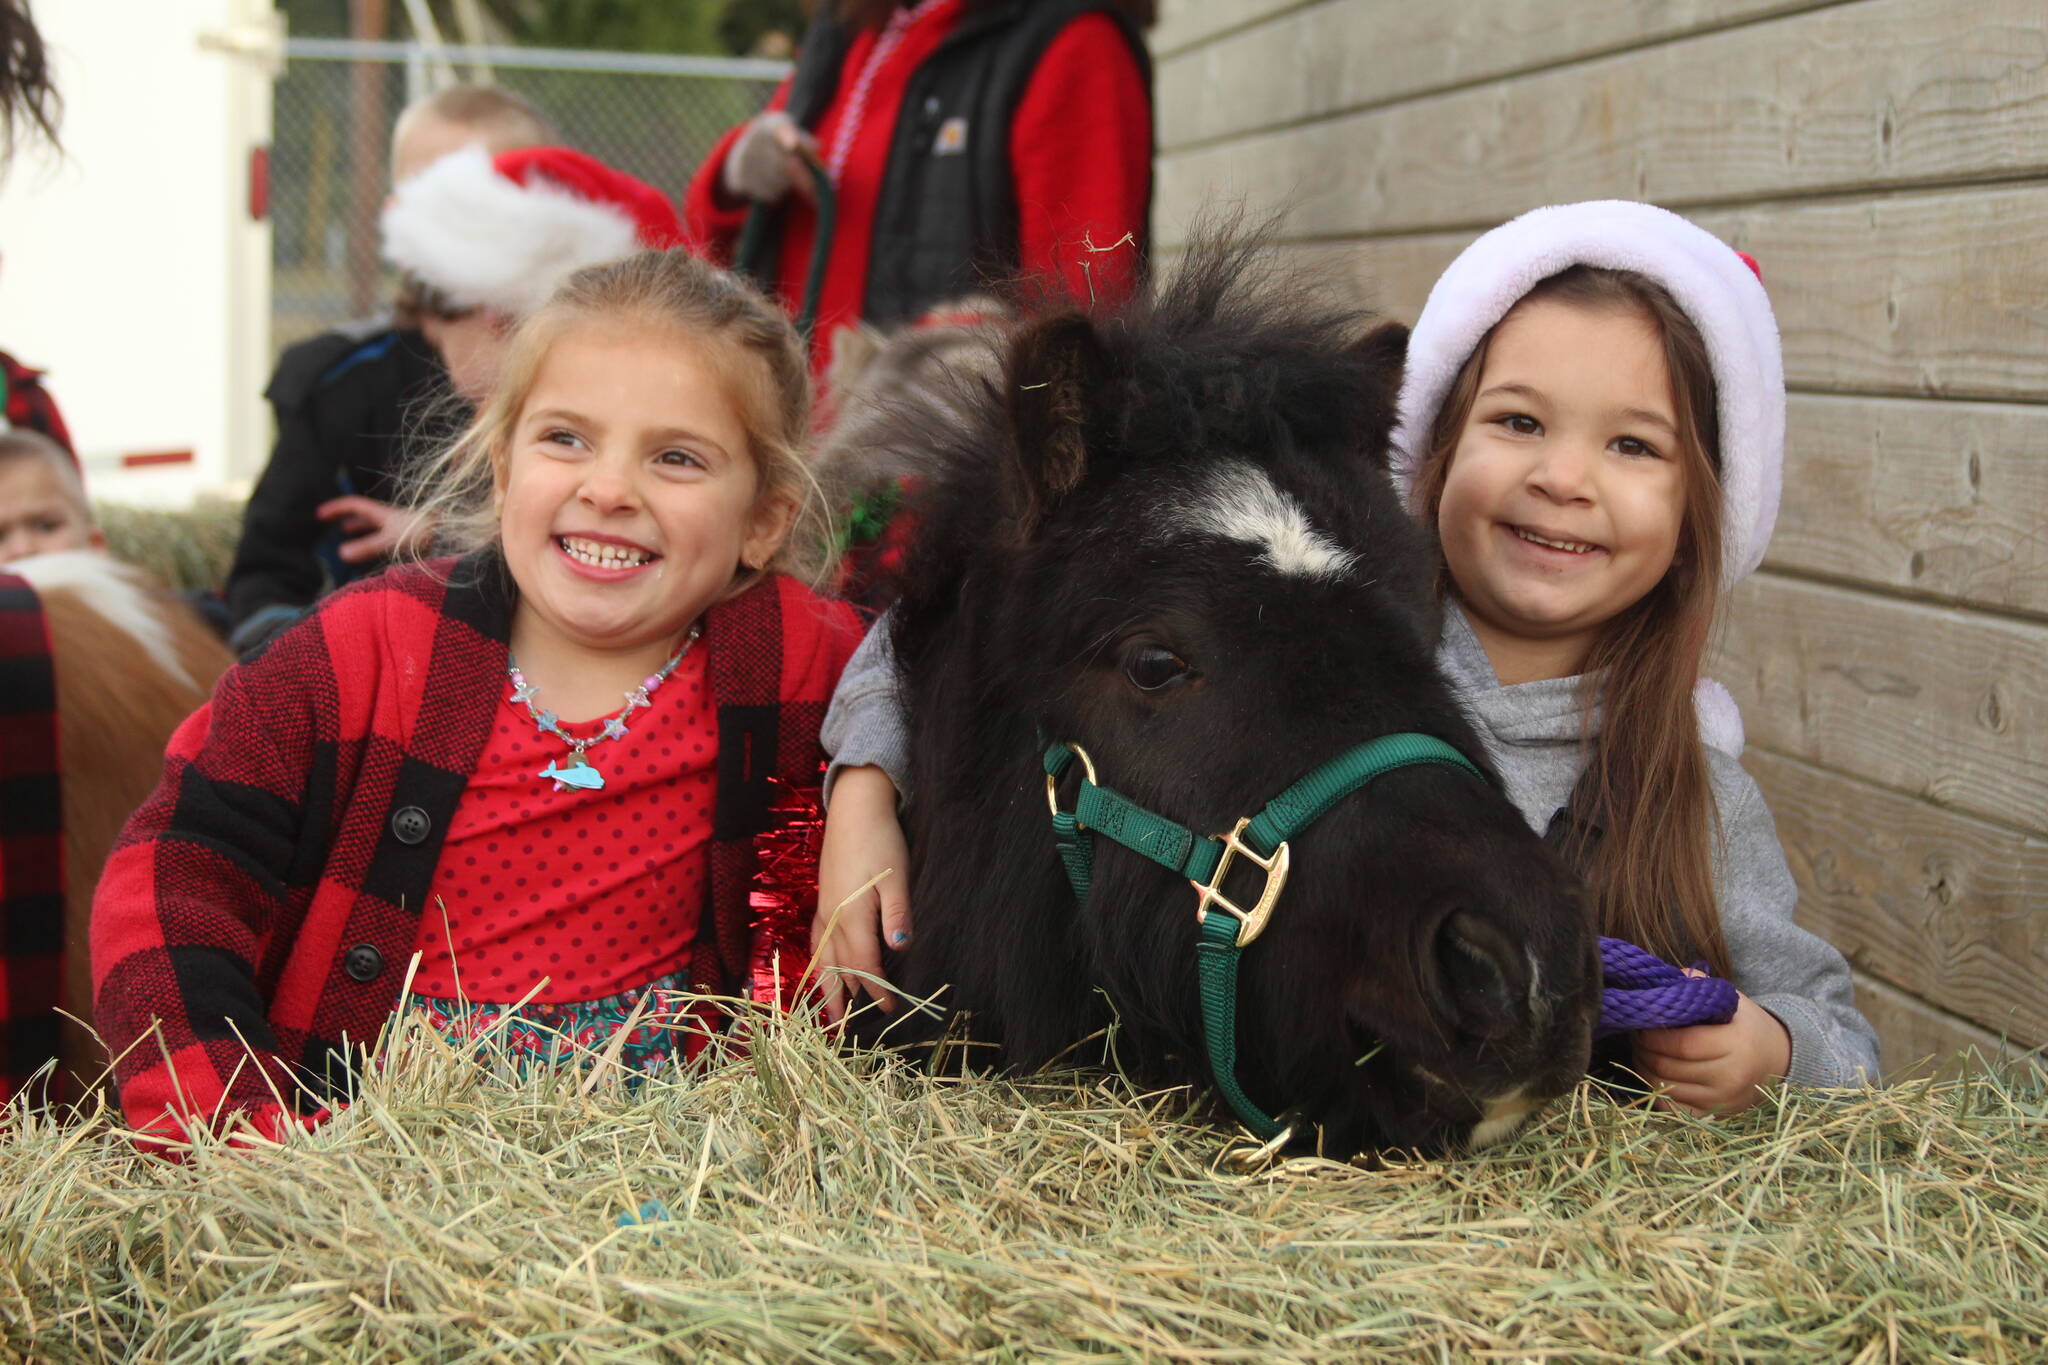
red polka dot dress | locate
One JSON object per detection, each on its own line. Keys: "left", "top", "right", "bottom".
{"left": 410, "top": 646, "right": 717, "bottom": 1007}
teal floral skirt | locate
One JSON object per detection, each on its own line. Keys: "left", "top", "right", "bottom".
{"left": 406, "top": 970, "right": 700, "bottom": 1081}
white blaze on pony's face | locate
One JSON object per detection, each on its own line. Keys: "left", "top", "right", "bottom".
{"left": 1435, "top": 298, "right": 1688, "bottom": 679}
{"left": 496, "top": 321, "right": 791, "bottom": 666}
{"left": 1166, "top": 460, "right": 1358, "bottom": 580}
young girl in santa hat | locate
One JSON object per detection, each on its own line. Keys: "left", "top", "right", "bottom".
{"left": 93, "top": 249, "right": 861, "bottom": 1147}
{"left": 1388, "top": 200, "right": 1876, "bottom": 1110}
{"left": 815, "top": 201, "right": 1878, "bottom": 1115}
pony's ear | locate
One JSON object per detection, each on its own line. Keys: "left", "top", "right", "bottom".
{"left": 1006, "top": 311, "right": 1106, "bottom": 529}
{"left": 1351, "top": 320, "right": 1409, "bottom": 403}
{"left": 1349, "top": 319, "right": 1410, "bottom": 467}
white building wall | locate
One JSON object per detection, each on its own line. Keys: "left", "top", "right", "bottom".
{"left": 0, "top": 0, "right": 277, "bottom": 506}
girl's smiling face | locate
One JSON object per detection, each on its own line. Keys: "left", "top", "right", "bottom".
{"left": 496, "top": 321, "right": 793, "bottom": 660}
{"left": 1435, "top": 297, "right": 1690, "bottom": 680}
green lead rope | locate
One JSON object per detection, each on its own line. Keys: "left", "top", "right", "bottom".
{"left": 1045, "top": 732, "right": 1490, "bottom": 1141}
{"left": 732, "top": 145, "right": 837, "bottom": 341}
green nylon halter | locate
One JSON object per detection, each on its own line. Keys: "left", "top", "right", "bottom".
{"left": 1043, "top": 731, "right": 1489, "bottom": 1140}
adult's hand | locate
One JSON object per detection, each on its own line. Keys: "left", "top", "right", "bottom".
{"left": 723, "top": 111, "right": 820, "bottom": 205}
{"left": 316, "top": 496, "right": 429, "bottom": 565}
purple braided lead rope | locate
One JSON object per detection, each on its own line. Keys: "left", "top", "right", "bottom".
{"left": 1596, "top": 936, "right": 1739, "bottom": 1040}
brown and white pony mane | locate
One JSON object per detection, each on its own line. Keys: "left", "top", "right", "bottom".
{"left": 9, "top": 551, "right": 231, "bottom": 1101}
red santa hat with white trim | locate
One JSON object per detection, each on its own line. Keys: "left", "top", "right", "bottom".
{"left": 1388, "top": 200, "right": 1785, "bottom": 756}
{"left": 381, "top": 144, "right": 688, "bottom": 318}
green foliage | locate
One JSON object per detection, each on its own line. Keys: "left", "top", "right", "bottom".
{"left": 717, "top": 0, "right": 807, "bottom": 57}
{"left": 278, "top": 0, "right": 351, "bottom": 40}
{"left": 457, "top": 0, "right": 722, "bottom": 54}
{"left": 281, "top": 0, "right": 782, "bottom": 56}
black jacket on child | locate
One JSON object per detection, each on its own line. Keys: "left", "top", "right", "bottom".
{"left": 225, "top": 323, "right": 462, "bottom": 646}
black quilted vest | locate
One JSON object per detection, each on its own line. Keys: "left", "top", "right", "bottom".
{"left": 752, "top": 0, "right": 1152, "bottom": 327}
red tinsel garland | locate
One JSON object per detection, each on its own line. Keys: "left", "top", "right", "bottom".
{"left": 748, "top": 775, "right": 827, "bottom": 1010}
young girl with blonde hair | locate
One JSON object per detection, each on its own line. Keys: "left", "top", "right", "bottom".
{"left": 94, "top": 250, "right": 861, "bottom": 1145}
{"left": 816, "top": 202, "right": 1878, "bottom": 1113}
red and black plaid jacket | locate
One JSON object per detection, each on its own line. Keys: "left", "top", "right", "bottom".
{"left": 0, "top": 573, "right": 63, "bottom": 1109}
{"left": 92, "top": 551, "right": 860, "bottom": 1145}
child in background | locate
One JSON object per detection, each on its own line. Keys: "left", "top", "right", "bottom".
{"left": 387, "top": 86, "right": 550, "bottom": 188}
{"left": 0, "top": 428, "right": 99, "bottom": 563}
{"left": 815, "top": 201, "right": 1878, "bottom": 1114}
{"left": 93, "top": 249, "right": 860, "bottom": 1146}
{"left": 381, "top": 144, "right": 686, "bottom": 407}
{"left": 225, "top": 85, "right": 556, "bottom": 653}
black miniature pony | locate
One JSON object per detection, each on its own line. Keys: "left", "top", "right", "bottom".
{"left": 860, "top": 247, "right": 1597, "bottom": 1155}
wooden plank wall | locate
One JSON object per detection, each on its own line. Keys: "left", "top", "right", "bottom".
{"left": 1150, "top": 0, "right": 2047, "bottom": 1079}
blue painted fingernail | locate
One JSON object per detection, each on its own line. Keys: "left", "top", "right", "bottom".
{"left": 891, "top": 931, "right": 909, "bottom": 946}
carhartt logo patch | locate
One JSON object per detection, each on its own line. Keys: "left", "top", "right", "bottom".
{"left": 934, "top": 116, "right": 968, "bottom": 155}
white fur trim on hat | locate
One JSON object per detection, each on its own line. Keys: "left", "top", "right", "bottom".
{"left": 1389, "top": 200, "right": 1785, "bottom": 588}
{"left": 380, "top": 145, "right": 643, "bottom": 318}
{"left": 1692, "top": 678, "right": 1745, "bottom": 758}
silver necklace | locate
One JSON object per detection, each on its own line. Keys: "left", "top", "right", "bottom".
{"left": 505, "top": 624, "right": 701, "bottom": 792}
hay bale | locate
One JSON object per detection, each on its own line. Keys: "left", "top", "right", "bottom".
{"left": 3, "top": 1008, "right": 2043, "bottom": 1361}
{"left": 94, "top": 499, "right": 243, "bottom": 595}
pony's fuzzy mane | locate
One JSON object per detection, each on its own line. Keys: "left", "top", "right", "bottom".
{"left": 874, "top": 237, "right": 1410, "bottom": 654}
{"left": 861, "top": 237, "right": 1599, "bottom": 1154}
{"left": 1084, "top": 239, "right": 1392, "bottom": 459}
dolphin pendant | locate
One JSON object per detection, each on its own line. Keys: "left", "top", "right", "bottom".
{"left": 540, "top": 759, "right": 606, "bottom": 792}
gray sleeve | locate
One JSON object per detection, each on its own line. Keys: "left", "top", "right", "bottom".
{"left": 820, "top": 610, "right": 911, "bottom": 806}
{"left": 1711, "top": 758, "right": 1881, "bottom": 1088}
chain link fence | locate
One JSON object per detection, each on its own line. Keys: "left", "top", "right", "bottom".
{"left": 270, "top": 39, "right": 788, "bottom": 359}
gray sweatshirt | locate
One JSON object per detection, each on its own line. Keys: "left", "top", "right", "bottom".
{"left": 821, "top": 606, "right": 1880, "bottom": 1088}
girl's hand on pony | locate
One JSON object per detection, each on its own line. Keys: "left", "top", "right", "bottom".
{"left": 1633, "top": 991, "right": 1791, "bottom": 1115}
{"left": 812, "top": 765, "right": 913, "bottom": 1022}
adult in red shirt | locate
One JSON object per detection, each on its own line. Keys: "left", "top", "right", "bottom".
{"left": 685, "top": 0, "right": 1154, "bottom": 371}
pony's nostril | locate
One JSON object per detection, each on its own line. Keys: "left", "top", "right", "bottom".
{"left": 1433, "top": 910, "right": 1526, "bottom": 1037}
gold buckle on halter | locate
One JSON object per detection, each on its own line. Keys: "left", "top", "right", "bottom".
{"left": 1045, "top": 742, "right": 1100, "bottom": 823}
{"left": 1193, "top": 817, "right": 1291, "bottom": 948}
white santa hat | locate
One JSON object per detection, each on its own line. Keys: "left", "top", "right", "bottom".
{"left": 380, "top": 144, "right": 688, "bottom": 319}
{"left": 1388, "top": 200, "right": 1781, "bottom": 756}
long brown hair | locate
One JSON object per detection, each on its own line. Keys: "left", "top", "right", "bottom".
{"left": 407, "top": 249, "right": 836, "bottom": 590}
{"left": 1410, "top": 266, "right": 1731, "bottom": 973}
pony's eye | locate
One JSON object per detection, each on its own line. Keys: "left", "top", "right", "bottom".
{"left": 1123, "top": 644, "right": 1193, "bottom": 693}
